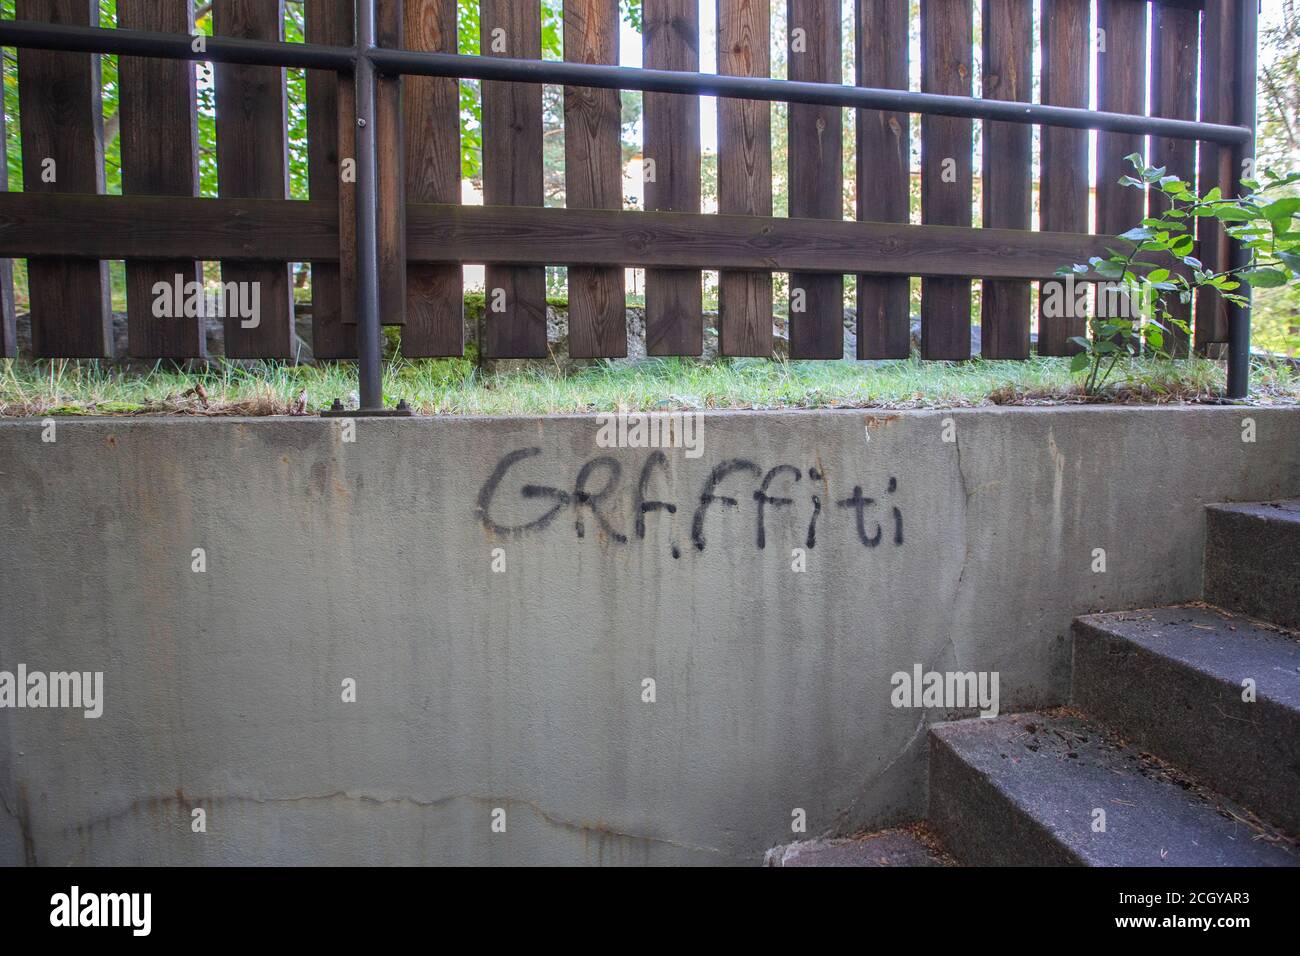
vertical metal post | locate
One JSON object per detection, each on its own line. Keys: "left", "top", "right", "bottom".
{"left": 1225, "top": 1, "right": 1258, "bottom": 400}
{"left": 353, "top": 0, "right": 384, "bottom": 410}
{"left": 323, "top": 0, "right": 407, "bottom": 417}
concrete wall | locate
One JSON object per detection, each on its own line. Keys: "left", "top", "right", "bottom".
{"left": 1, "top": 406, "right": 1297, "bottom": 865}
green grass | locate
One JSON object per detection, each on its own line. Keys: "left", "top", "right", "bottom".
{"left": 2, "top": 355, "right": 1298, "bottom": 417}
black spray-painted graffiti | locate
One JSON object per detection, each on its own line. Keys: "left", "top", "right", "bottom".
{"left": 476, "top": 447, "right": 904, "bottom": 556}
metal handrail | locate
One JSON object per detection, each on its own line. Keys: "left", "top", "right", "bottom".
{"left": 0, "top": 19, "right": 1251, "bottom": 145}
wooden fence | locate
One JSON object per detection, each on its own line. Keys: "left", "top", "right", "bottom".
{"left": 0, "top": 0, "right": 1258, "bottom": 368}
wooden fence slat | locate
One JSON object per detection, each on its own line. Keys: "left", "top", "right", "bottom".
{"left": 118, "top": 0, "right": 203, "bottom": 359}
{"left": 564, "top": 0, "right": 626, "bottom": 358}
{"left": 787, "top": 0, "right": 842, "bottom": 359}
{"left": 717, "top": 0, "right": 771, "bottom": 357}
{"left": 401, "top": 0, "right": 463, "bottom": 356}
{"left": 643, "top": 0, "right": 702, "bottom": 356}
{"left": 1038, "top": 0, "right": 1090, "bottom": 356}
{"left": 16, "top": 0, "right": 111, "bottom": 358}
{"left": 1095, "top": 1, "right": 1148, "bottom": 241}
{"left": 376, "top": 0, "right": 406, "bottom": 326}
{"left": 919, "top": 0, "right": 972, "bottom": 360}
{"left": 0, "top": 85, "right": 15, "bottom": 358}
{"left": 980, "top": 0, "right": 1032, "bottom": 359}
{"left": 337, "top": 55, "right": 358, "bottom": 330}
{"left": 1096, "top": 0, "right": 1147, "bottom": 345}
{"left": 480, "top": 0, "right": 547, "bottom": 357}
{"left": 213, "top": 0, "right": 294, "bottom": 358}
{"left": 855, "top": 0, "right": 909, "bottom": 359}
{"left": 305, "top": 0, "right": 356, "bottom": 358}
{"left": 1195, "top": 0, "right": 1237, "bottom": 352}
{"left": 1150, "top": 2, "right": 1199, "bottom": 357}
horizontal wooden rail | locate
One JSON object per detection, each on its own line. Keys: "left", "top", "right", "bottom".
{"left": 0, "top": 193, "right": 339, "bottom": 261}
{"left": 411, "top": 205, "right": 1113, "bottom": 280}
{"left": 0, "top": 193, "right": 1122, "bottom": 280}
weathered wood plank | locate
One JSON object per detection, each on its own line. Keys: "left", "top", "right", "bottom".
{"left": 16, "top": 0, "right": 111, "bottom": 358}
{"left": 565, "top": 0, "right": 625, "bottom": 358}
{"left": 480, "top": 0, "right": 547, "bottom": 357}
{"left": 1150, "top": 1, "right": 1199, "bottom": 357}
{"left": 643, "top": 0, "right": 702, "bottom": 356}
{"left": 0, "top": 82, "right": 14, "bottom": 358}
{"left": 716, "top": 0, "right": 771, "bottom": 357}
{"left": 855, "top": 0, "right": 910, "bottom": 359}
{"left": 1038, "top": 0, "right": 1090, "bottom": 356}
{"left": 402, "top": 0, "right": 463, "bottom": 356}
{"left": 787, "top": 0, "right": 842, "bottom": 359}
{"left": 1096, "top": 0, "right": 1148, "bottom": 239}
{"left": 1096, "top": 0, "right": 1148, "bottom": 350}
{"left": 376, "top": 0, "right": 406, "bottom": 325}
{"left": 118, "top": 0, "right": 203, "bottom": 359}
{"left": 305, "top": 0, "right": 356, "bottom": 358}
{"left": 1195, "top": 0, "right": 1236, "bottom": 350}
{"left": 980, "top": 0, "right": 1032, "bottom": 359}
{"left": 336, "top": 48, "right": 357, "bottom": 329}
{"left": 920, "top": 0, "right": 972, "bottom": 360}
{"left": 0, "top": 194, "right": 340, "bottom": 260}
{"left": 213, "top": 0, "right": 295, "bottom": 358}
{"left": 0, "top": 195, "right": 1125, "bottom": 280}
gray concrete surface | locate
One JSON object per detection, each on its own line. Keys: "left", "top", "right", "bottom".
{"left": 1204, "top": 499, "right": 1300, "bottom": 629}
{"left": 1073, "top": 605, "right": 1300, "bottom": 835}
{"left": 928, "top": 711, "right": 1300, "bottom": 866}
{"left": 1, "top": 405, "right": 1298, "bottom": 865}
{"left": 765, "top": 827, "right": 953, "bottom": 866}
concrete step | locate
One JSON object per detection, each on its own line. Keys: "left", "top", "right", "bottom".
{"left": 928, "top": 711, "right": 1299, "bottom": 867}
{"left": 1204, "top": 499, "right": 1300, "bottom": 629}
{"left": 765, "top": 825, "right": 955, "bottom": 867}
{"left": 1073, "top": 605, "right": 1300, "bottom": 835}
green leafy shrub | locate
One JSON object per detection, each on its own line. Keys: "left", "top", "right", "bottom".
{"left": 1060, "top": 155, "right": 1300, "bottom": 395}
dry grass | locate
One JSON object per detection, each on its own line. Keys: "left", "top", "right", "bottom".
{"left": 2, "top": 354, "right": 1297, "bottom": 417}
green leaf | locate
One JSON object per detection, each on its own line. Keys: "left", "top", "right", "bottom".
{"left": 1069, "top": 352, "right": 1092, "bottom": 373}
{"left": 1264, "top": 197, "right": 1300, "bottom": 226}
{"left": 1243, "top": 268, "right": 1288, "bottom": 288}
{"left": 1147, "top": 268, "right": 1171, "bottom": 284}
{"left": 1213, "top": 206, "right": 1254, "bottom": 222}
{"left": 1119, "top": 226, "right": 1155, "bottom": 243}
